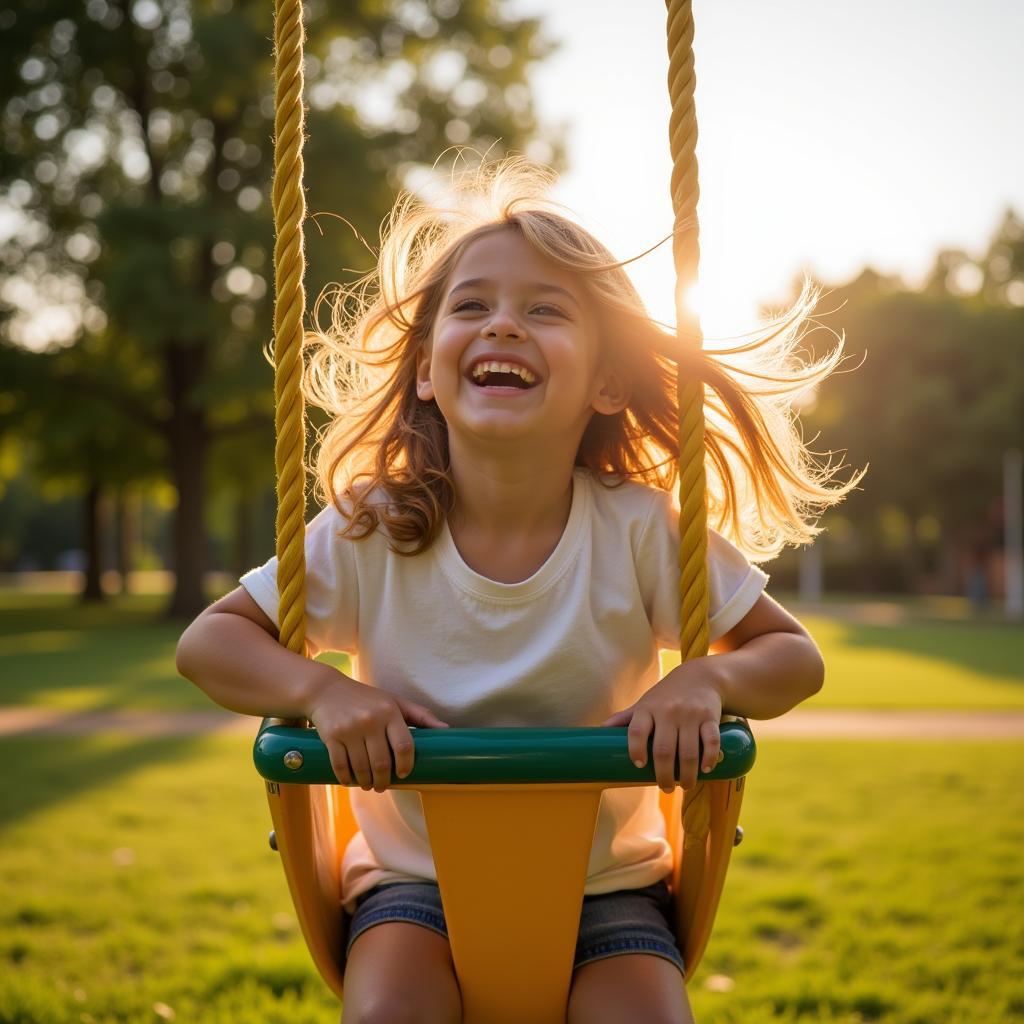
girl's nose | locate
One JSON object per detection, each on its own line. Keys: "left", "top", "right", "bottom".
{"left": 482, "top": 310, "right": 523, "bottom": 341}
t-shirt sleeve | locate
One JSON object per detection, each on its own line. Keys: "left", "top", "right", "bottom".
{"left": 636, "top": 488, "right": 769, "bottom": 649}
{"left": 238, "top": 502, "right": 358, "bottom": 657}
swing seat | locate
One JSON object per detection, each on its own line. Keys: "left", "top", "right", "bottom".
{"left": 254, "top": 719, "right": 754, "bottom": 1024}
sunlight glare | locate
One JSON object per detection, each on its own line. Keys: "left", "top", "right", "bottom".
{"left": 655, "top": 273, "right": 764, "bottom": 351}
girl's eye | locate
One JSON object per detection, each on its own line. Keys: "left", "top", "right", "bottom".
{"left": 452, "top": 298, "right": 487, "bottom": 312}
{"left": 531, "top": 304, "right": 567, "bottom": 318}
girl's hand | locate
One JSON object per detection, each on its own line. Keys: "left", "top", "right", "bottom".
{"left": 600, "top": 658, "right": 724, "bottom": 792}
{"left": 304, "top": 665, "right": 449, "bottom": 792}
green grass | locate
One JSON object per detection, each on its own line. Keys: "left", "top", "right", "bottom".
{"left": 0, "top": 733, "right": 336, "bottom": 1024}
{"left": 1, "top": 585, "right": 1022, "bottom": 1021}
{"left": 1, "top": 735, "right": 1021, "bottom": 1022}
{"left": 0, "top": 591, "right": 200, "bottom": 712}
{"left": 800, "top": 614, "right": 1024, "bottom": 710}
{"left": 690, "top": 741, "right": 1024, "bottom": 1022}
{"left": 0, "top": 591, "right": 350, "bottom": 712}
{"left": 2, "top": 589, "right": 1022, "bottom": 713}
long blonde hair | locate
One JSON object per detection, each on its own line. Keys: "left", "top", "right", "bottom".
{"left": 303, "top": 157, "right": 859, "bottom": 561}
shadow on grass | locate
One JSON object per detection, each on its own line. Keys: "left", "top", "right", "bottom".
{"left": 0, "top": 593, "right": 214, "bottom": 710}
{"left": 0, "top": 733, "right": 215, "bottom": 830}
{"left": 820, "top": 617, "right": 1024, "bottom": 687}
{"left": 0, "top": 591, "right": 351, "bottom": 713}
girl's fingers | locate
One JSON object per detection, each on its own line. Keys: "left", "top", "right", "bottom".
{"left": 397, "top": 698, "right": 450, "bottom": 729}
{"left": 651, "top": 719, "right": 681, "bottom": 792}
{"left": 386, "top": 718, "right": 416, "bottom": 781}
{"left": 677, "top": 724, "right": 700, "bottom": 790}
{"left": 363, "top": 731, "right": 395, "bottom": 792}
{"left": 627, "top": 708, "right": 654, "bottom": 768}
{"left": 601, "top": 708, "right": 633, "bottom": 728}
{"left": 329, "top": 743, "right": 354, "bottom": 787}
{"left": 651, "top": 712, "right": 684, "bottom": 790}
{"left": 699, "top": 719, "right": 722, "bottom": 775}
{"left": 346, "top": 739, "right": 374, "bottom": 791}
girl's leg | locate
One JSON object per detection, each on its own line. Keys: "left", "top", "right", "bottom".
{"left": 567, "top": 954, "right": 694, "bottom": 1024}
{"left": 341, "top": 922, "right": 462, "bottom": 1024}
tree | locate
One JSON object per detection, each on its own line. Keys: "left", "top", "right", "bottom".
{"left": 800, "top": 263, "right": 1024, "bottom": 592}
{"left": 0, "top": 0, "right": 557, "bottom": 617}
{"left": 979, "top": 209, "right": 1024, "bottom": 308}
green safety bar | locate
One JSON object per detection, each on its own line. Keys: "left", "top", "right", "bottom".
{"left": 254, "top": 718, "right": 756, "bottom": 786}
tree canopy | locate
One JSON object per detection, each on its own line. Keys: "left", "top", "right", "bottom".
{"left": 791, "top": 211, "right": 1024, "bottom": 591}
{"left": 0, "top": 0, "right": 557, "bottom": 616}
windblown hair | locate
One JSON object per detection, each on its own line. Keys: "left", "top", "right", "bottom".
{"left": 303, "top": 156, "right": 860, "bottom": 561}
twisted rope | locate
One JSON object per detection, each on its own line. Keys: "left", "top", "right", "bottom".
{"left": 272, "top": 0, "right": 308, "bottom": 657}
{"left": 666, "top": 0, "right": 712, "bottom": 846}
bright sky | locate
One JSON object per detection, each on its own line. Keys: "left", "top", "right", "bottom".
{"left": 5, "top": 1, "right": 1022, "bottom": 350}
{"left": 509, "top": 0, "right": 1024, "bottom": 337}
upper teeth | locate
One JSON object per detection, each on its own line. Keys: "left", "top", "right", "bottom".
{"left": 471, "top": 361, "right": 537, "bottom": 384}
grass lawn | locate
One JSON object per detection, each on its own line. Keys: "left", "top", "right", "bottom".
{"left": 0, "top": 591, "right": 202, "bottom": 713}
{"left": 1, "top": 584, "right": 1022, "bottom": 1021}
{"left": 668, "top": 605, "right": 1021, "bottom": 711}
{"left": 798, "top": 614, "right": 1024, "bottom": 710}
{"left": 0, "top": 590, "right": 350, "bottom": 713}
{"left": 1, "top": 734, "right": 1021, "bottom": 1023}
{"left": 2, "top": 588, "right": 1022, "bottom": 712}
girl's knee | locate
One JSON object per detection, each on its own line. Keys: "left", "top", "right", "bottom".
{"left": 342, "top": 922, "right": 461, "bottom": 1024}
{"left": 568, "top": 954, "right": 691, "bottom": 1024}
{"left": 343, "top": 992, "right": 459, "bottom": 1024}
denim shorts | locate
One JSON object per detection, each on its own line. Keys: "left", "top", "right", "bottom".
{"left": 346, "top": 877, "right": 684, "bottom": 976}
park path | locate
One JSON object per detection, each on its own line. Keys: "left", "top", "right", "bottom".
{"left": 1, "top": 706, "right": 1023, "bottom": 739}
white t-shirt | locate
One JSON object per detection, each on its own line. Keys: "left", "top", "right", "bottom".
{"left": 240, "top": 469, "right": 768, "bottom": 911}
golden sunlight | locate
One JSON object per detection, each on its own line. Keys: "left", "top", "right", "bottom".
{"left": 635, "top": 266, "right": 764, "bottom": 351}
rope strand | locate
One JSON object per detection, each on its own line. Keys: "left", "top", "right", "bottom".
{"left": 666, "top": 0, "right": 714, "bottom": 898}
{"left": 665, "top": 0, "right": 709, "bottom": 663}
{"left": 272, "top": 0, "right": 309, "bottom": 657}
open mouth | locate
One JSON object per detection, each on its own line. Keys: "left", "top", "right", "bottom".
{"left": 468, "top": 360, "right": 539, "bottom": 390}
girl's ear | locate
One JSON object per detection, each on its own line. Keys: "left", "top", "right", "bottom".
{"left": 415, "top": 344, "right": 434, "bottom": 401}
{"left": 591, "top": 364, "right": 631, "bottom": 416}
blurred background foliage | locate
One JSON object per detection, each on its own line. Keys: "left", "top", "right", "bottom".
{"left": 783, "top": 208, "right": 1024, "bottom": 596}
{"left": 1, "top": 0, "right": 1022, "bottom": 618}
{"left": 0, "top": 0, "right": 557, "bottom": 617}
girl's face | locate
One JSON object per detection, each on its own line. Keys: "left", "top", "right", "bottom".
{"left": 417, "top": 228, "right": 628, "bottom": 450}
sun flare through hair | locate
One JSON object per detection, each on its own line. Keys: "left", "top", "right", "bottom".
{"left": 301, "top": 156, "right": 861, "bottom": 560}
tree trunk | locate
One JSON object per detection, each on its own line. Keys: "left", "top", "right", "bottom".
{"left": 160, "top": 113, "right": 230, "bottom": 620}
{"left": 80, "top": 479, "right": 105, "bottom": 604}
{"left": 164, "top": 341, "right": 209, "bottom": 620}
{"left": 901, "top": 507, "right": 923, "bottom": 593}
{"left": 798, "top": 540, "right": 824, "bottom": 602}
{"left": 937, "top": 538, "right": 959, "bottom": 595}
{"left": 234, "top": 488, "right": 252, "bottom": 580}
{"left": 115, "top": 486, "right": 134, "bottom": 595}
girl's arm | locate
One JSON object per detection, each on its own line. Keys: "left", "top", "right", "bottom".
{"left": 704, "top": 590, "right": 825, "bottom": 718}
{"left": 601, "top": 592, "right": 823, "bottom": 793}
{"left": 176, "top": 588, "right": 448, "bottom": 791}
{"left": 175, "top": 587, "right": 331, "bottom": 719}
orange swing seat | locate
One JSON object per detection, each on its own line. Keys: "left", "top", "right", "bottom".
{"left": 254, "top": 720, "right": 754, "bottom": 1022}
